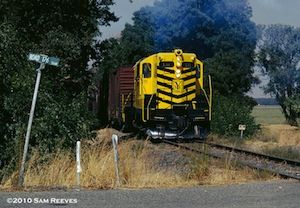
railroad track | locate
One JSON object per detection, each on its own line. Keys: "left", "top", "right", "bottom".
{"left": 163, "top": 140, "right": 300, "bottom": 180}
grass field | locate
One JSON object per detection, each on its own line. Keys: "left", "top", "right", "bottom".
{"left": 252, "top": 105, "right": 285, "bottom": 125}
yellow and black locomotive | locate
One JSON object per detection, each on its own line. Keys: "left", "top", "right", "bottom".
{"left": 121, "top": 49, "right": 212, "bottom": 140}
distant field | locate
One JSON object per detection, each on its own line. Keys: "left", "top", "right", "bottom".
{"left": 252, "top": 105, "right": 286, "bottom": 125}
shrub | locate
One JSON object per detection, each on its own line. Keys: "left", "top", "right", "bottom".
{"left": 211, "top": 94, "right": 259, "bottom": 137}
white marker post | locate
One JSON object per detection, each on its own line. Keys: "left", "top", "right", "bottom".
{"left": 76, "top": 141, "right": 82, "bottom": 190}
{"left": 18, "top": 53, "right": 60, "bottom": 187}
{"left": 112, "top": 134, "right": 120, "bottom": 187}
{"left": 238, "top": 124, "right": 246, "bottom": 139}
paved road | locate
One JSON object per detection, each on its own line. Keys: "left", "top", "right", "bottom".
{"left": 0, "top": 180, "right": 299, "bottom": 208}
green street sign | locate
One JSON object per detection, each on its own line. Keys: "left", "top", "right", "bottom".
{"left": 28, "top": 53, "right": 60, "bottom": 67}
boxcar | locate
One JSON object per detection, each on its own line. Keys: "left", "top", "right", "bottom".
{"left": 108, "top": 67, "right": 134, "bottom": 127}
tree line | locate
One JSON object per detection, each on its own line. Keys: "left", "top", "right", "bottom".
{"left": 0, "top": 0, "right": 117, "bottom": 180}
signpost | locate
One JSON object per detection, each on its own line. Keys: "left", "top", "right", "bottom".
{"left": 238, "top": 124, "right": 246, "bottom": 139}
{"left": 18, "top": 53, "right": 60, "bottom": 187}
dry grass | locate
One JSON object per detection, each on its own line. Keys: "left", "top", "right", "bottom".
{"left": 1, "top": 129, "right": 193, "bottom": 189}
{"left": 209, "top": 124, "right": 300, "bottom": 161}
{"left": 251, "top": 106, "right": 300, "bottom": 158}
{"left": 262, "top": 146, "right": 300, "bottom": 161}
{"left": 242, "top": 124, "right": 300, "bottom": 154}
{"left": 261, "top": 125, "right": 300, "bottom": 147}
{"left": 1, "top": 128, "right": 275, "bottom": 190}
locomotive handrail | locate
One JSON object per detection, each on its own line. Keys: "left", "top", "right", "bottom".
{"left": 208, "top": 75, "right": 212, "bottom": 121}
{"left": 201, "top": 75, "right": 212, "bottom": 121}
{"left": 125, "top": 93, "right": 132, "bottom": 105}
{"left": 139, "top": 78, "right": 142, "bottom": 95}
{"left": 202, "top": 89, "right": 210, "bottom": 107}
{"left": 122, "top": 94, "right": 124, "bottom": 122}
{"left": 142, "top": 96, "right": 146, "bottom": 122}
{"left": 121, "top": 93, "right": 132, "bottom": 122}
{"left": 146, "top": 94, "right": 154, "bottom": 120}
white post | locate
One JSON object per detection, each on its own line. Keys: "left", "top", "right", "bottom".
{"left": 76, "top": 141, "right": 82, "bottom": 190}
{"left": 240, "top": 130, "right": 244, "bottom": 139}
{"left": 18, "top": 63, "right": 45, "bottom": 187}
{"left": 112, "top": 134, "right": 120, "bottom": 187}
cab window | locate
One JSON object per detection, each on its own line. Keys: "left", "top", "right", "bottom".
{"left": 143, "top": 63, "right": 151, "bottom": 78}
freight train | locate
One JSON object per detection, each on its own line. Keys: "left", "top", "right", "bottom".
{"left": 108, "top": 49, "right": 212, "bottom": 140}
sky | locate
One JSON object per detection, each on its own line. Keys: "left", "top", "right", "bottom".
{"left": 100, "top": 0, "right": 300, "bottom": 98}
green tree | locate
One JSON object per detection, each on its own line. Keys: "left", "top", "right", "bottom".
{"left": 141, "top": 0, "right": 258, "bottom": 96}
{"left": 0, "top": 0, "right": 117, "bottom": 179}
{"left": 212, "top": 94, "right": 258, "bottom": 137}
{"left": 94, "top": 38, "right": 123, "bottom": 123}
{"left": 0, "top": 21, "right": 27, "bottom": 174}
{"left": 257, "top": 25, "right": 300, "bottom": 126}
{"left": 119, "top": 9, "right": 155, "bottom": 65}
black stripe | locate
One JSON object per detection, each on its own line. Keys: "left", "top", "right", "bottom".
{"left": 182, "top": 68, "right": 195, "bottom": 74}
{"left": 157, "top": 81, "right": 172, "bottom": 89}
{"left": 156, "top": 97, "right": 174, "bottom": 105}
{"left": 157, "top": 89, "right": 196, "bottom": 99}
{"left": 156, "top": 97, "right": 192, "bottom": 105}
{"left": 157, "top": 67, "right": 174, "bottom": 74}
{"left": 184, "top": 82, "right": 195, "bottom": 89}
{"left": 182, "top": 74, "right": 195, "bottom": 81}
{"left": 157, "top": 74, "right": 173, "bottom": 81}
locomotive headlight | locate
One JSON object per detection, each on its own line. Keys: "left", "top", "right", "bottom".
{"left": 175, "top": 69, "right": 181, "bottom": 78}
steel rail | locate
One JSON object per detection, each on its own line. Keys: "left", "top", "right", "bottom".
{"left": 204, "top": 142, "right": 300, "bottom": 167}
{"left": 163, "top": 140, "right": 300, "bottom": 181}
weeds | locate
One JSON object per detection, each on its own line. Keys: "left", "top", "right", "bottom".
{"left": 254, "top": 133, "right": 277, "bottom": 143}
{"left": 209, "top": 134, "right": 246, "bottom": 148}
{"left": 263, "top": 146, "right": 300, "bottom": 161}
{"left": 188, "top": 150, "right": 210, "bottom": 182}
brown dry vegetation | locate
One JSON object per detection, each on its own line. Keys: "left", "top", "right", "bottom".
{"left": 209, "top": 124, "right": 300, "bottom": 161}
{"left": 261, "top": 125, "right": 300, "bottom": 147}
{"left": 0, "top": 128, "right": 275, "bottom": 190}
{"left": 244, "top": 125, "right": 300, "bottom": 156}
{"left": 250, "top": 106, "right": 300, "bottom": 159}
